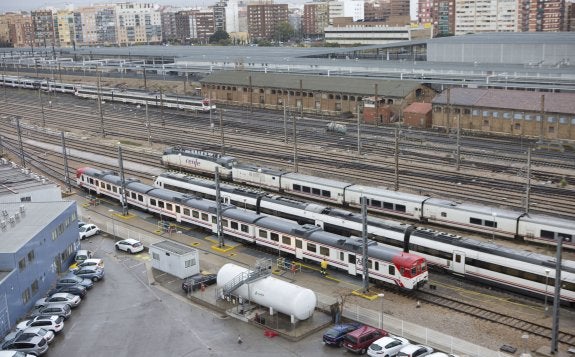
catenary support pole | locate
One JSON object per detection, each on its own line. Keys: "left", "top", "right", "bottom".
{"left": 525, "top": 148, "right": 531, "bottom": 213}
{"left": 357, "top": 105, "right": 361, "bottom": 155}
{"left": 61, "top": 132, "right": 71, "bottom": 193}
{"left": 97, "top": 72, "right": 105, "bottom": 138}
{"left": 145, "top": 101, "right": 151, "bottom": 146}
{"left": 220, "top": 109, "right": 225, "bottom": 155}
{"left": 456, "top": 115, "right": 461, "bottom": 171}
{"left": 293, "top": 112, "right": 298, "bottom": 172}
{"left": 118, "top": 145, "right": 128, "bottom": 216}
{"left": 215, "top": 167, "right": 224, "bottom": 248}
{"left": 361, "top": 196, "right": 369, "bottom": 293}
{"left": 550, "top": 237, "right": 562, "bottom": 354}
{"left": 394, "top": 126, "right": 399, "bottom": 191}
{"left": 16, "top": 116, "right": 25, "bottom": 168}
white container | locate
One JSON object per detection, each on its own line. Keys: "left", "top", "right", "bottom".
{"left": 149, "top": 240, "right": 200, "bottom": 279}
{"left": 217, "top": 263, "right": 316, "bottom": 321}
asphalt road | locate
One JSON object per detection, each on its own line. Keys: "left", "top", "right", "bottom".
{"left": 41, "top": 234, "right": 348, "bottom": 357}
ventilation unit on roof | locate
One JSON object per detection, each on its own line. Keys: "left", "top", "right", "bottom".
{"left": 1, "top": 210, "right": 7, "bottom": 217}
{"left": 14, "top": 212, "right": 19, "bottom": 220}
{"left": 19, "top": 205, "right": 25, "bottom": 213}
{"left": 0, "top": 220, "right": 5, "bottom": 229}
{"left": 8, "top": 216, "right": 15, "bottom": 224}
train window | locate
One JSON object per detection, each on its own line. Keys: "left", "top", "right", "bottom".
{"left": 307, "top": 243, "right": 316, "bottom": 253}
{"left": 559, "top": 233, "right": 572, "bottom": 242}
{"left": 271, "top": 232, "right": 279, "bottom": 242}
{"left": 222, "top": 219, "right": 228, "bottom": 227}
{"left": 259, "top": 230, "right": 268, "bottom": 238}
{"left": 367, "top": 260, "right": 373, "bottom": 269}
{"left": 411, "top": 267, "right": 417, "bottom": 276}
{"left": 131, "top": 192, "right": 137, "bottom": 199}
{"left": 241, "top": 224, "right": 249, "bottom": 233}
{"left": 370, "top": 199, "right": 381, "bottom": 208}
{"left": 439, "top": 212, "right": 446, "bottom": 217}
{"left": 469, "top": 217, "right": 482, "bottom": 225}
{"left": 282, "top": 236, "right": 291, "bottom": 245}
{"left": 211, "top": 216, "right": 217, "bottom": 224}
{"left": 183, "top": 208, "right": 190, "bottom": 216}
{"left": 113, "top": 187, "right": 117, "bottom": 193}
{"left": 374, "top": 261, "right": 379, "bottom": 270}
{"left": 88, "top": 178, "right": 94, "bottom": 184}
{"left": 166, "top": 203, "right": 173, "bottom": 211}
{"left": 138, "top": 194, "right": 143, "bottom": 202}
{"left": 293, "top": 184, "right": 301, "bottom": 191}
{"left": 389, "top": 265, "right": 395, "bottom": 275}
{"left": 339, "top": 252, "right": 344, "bottom": 261}
{"left": 201, "top": 213, "right": 208, "bottom": 221}
{"left": 106, "top": 184, "right": 111, "bottom": 190}
{"left": 175, "top": 206, "right": 180, "bottom": 214}
{"left": 302, "top": 186, "right": 311, "bottom": 193}
{"left": 192, "top": 211, "right": 199, "bottom": 218}
{"left": 100, "top": 182, "right": 105, "bottom": 188}
{"left": 349, "top": 254, "right": 356, "bottom": 264}
{"left": 296, "top": 239, "right": 302, "bottom": 248}
{"left": 485, "top": 220, "right": 497, "bottom": 228}
{"left": 541, "top": 230, "right": 555, "bottom": 240}
{"left": 455, "top": 255, "right": 461, "bottom": 263}
{"left": 158, "top": 201, "right": 165, "bottom": 209}
{"left": 312, "top": 188, "right": 320, "bottom": 195}
{"left": 383, "top": 202, "right": 393, "bottom": 210}
{"left": 150, "top": 199, "right": 157, "bottom": 206}
{"left": 321, "top": 190, "right": 331, "bottom": 198}
{"left": 319, "top": 246, "right": 329, "bottom": 256}
{"left": 396, "top": 204, "right": 406, "bottom": 212}
{"left": 231, "top": 221, "right": 238, "bottom": 230}
{"left": 400, "top": 267, "right": 404, "bottom": 276}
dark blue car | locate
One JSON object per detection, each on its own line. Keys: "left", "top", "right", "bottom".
{"left": 322, "top": 322, "right": 363, "bottom": 347}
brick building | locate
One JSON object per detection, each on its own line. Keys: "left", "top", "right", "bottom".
{"left": 403, "top": 102, "right": 432, "bottom": 128}
{"left": 247, "top": 4, "right": 288, "bottom": 40}
{"left": 432, "top": 88, "right": 575, "bottom": 140}
{"left": 302, "top": 2, "right": 329, "bottom": 37}
{"left": 200, "top": 71, "right": 434, "bottom": 120}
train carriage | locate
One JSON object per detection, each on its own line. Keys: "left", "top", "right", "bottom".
{"left": 161, "top": 147, "right": 237, "bottom": 180}
{"left": 231, "top": 164, "right": 285, "bottom": 191}
{"left": 422, "top": 199, "right": 521, "bottom": 238}
{"left": 280, "top": 173, "right": 351, "bottom": 204}
{"left": 345, "top": 185, "right": 428, "bottom": 220}
{"left": 518, "top": 213, "right": 575, "bottom": 245}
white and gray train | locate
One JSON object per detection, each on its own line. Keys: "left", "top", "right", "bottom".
{"left": 153, "top": 171, "right": 575, "bottom": 304}
{"left": 76, "top": 167, "right": 430, "bottom": 291}
{"left": 161, "top": 147, "right": 575, "bottom": 249}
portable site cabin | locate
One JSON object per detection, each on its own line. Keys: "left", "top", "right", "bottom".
{"left": 149, "top": 240, "right": 200, "bottom": 279}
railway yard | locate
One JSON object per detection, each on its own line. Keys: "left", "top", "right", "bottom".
{"left": 1, "top": 77, "right": 575, "bottom": 356}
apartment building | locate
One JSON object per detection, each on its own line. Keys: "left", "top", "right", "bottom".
{"left": 31, "top": 9, "right": 58, "bottom": 48}
{"left": 517, "top": 0, "right": 565, "bottom": 32}
{"left": 0, "top": 13, "right": 33, "bottom": 47}
{"left": 302, "top": 2, "right": 329, "bottom": 37}
{"left": 328, "top": 0, "right": 365, "bottom": 23}
{"left": 225, "top": 0, "right": 241, "bottom": 33}
{"left": 247, "top": 3, "right": 288, "bottom": 40}
{"left": 74, "top": 5, "right": 117, "bottom": 46}
{"left": 56, "top": 10, "right": 75, "bottom": 48}
{"left": 160, "top": 7, "right": 178, "bottom": 43}
{"left": 115, "top": 2, "right": 162, "bottom": 45}
{"left": 190, "top": 10, "right": 216, "bottom": 44}
{"left": 454, "top": 0, "right": 517, "bottom": 35}
{"left": 418, "top": 0, "right": 454, "bottom": 36}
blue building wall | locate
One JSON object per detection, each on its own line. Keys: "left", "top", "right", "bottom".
{"left": 0, "top": 201, "right": 80, "bottom": 336}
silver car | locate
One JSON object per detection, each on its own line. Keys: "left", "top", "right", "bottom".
{"left": 1, "top": 335, "right": 48, "bottom": 356}
{"left": 35, "top": 293, "right": 81, "bottom": 309}
{"left": 30, "top": 303, "right": 72, "bottom": 320}
{"left": 3, "top": 328, "right": 54, "bottom": 345}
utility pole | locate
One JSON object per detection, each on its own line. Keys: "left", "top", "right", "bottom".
{"left": 539, "top": 95, "right": 545, "bottom": 142}
{"left": 160, "top": 90, "right": 165, "bottom": 127}
{"left": 524, "top": 148, "right": 532, "bottom": 213}
{"left": 361, "top": 196, "right": 369, "bottom": 293}
{"left": 38, "top": 88, "right": 45, "bottom": 127}
{"left": 61, "top": 132, "right": 71, "bottom": 193}
{"left": 455, "top": 115, "right": 461, "bottom": 171}
{"left": 145, "top": 101, "right": 152, "bottom": 146}
{"left": 97, "top": 72, "right": 105, "bottom": 137}
{"left": 283, "top": 99, "right": 287, "bottom": 143}
{"left": 220, "top": 109, "right": 225, "bottom": 155}
{"left": 215, "top": 167, "right": 224, "bottom": 248}
{"left": 58, "top": 62, "right": 62, "bottom": 82}
{"left": 446, "top": 87, "right": 451, "bottom": 133}
{"left": 16, "top": 116, "right": 25, "bottom": 168}
{"left": 292, "top": 112, "right": 298, "bottom": 172}
{"left": 249, "top": 75, "right": 253, "bottom": 113}
{"left": 118, "top": 145, "right": 129, "bottom": 216}
{"left": 357, "top": 105, "right": 361, "bottom": 155}
{"left": 394, "top": 126, "right": 399, "bottom": 191}
{"left": 550, "top": 238, "right": 563, "bottom": 354}
{"left": 2, "top": 59, "right": 6, "bottom": 102}
{"left": 143, "top": 67, "right": 147, "bottom": 90}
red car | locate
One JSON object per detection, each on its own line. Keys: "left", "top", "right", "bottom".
{"left": 343, "top": 325, "right": 388, "bottom": 354}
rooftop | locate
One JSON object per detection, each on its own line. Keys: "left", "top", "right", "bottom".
{"left": 0, "top": 161, "right": 57, "bottom": 198}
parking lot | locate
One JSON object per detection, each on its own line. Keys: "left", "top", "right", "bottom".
{"left": 17, "top": 234, "right": 362, "bottom": 356}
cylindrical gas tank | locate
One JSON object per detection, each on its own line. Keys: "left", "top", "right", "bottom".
{"left": 217, "top": 263, "right": 316, "bottom": 321}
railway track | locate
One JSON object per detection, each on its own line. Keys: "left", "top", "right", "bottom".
{"left": 416, "top": 290, "right": 575, "bottom": 347}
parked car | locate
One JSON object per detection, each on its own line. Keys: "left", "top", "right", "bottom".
{"left": 367, "top": 336, "right": 410, "bottom": 357}
{"left": 16, "top": 316, "right": 64, "bottom": 334}
{"left": 79, "top": 224, "right": 100, "bottom": 240}
{"left": 181, "top": 273, "right": 217, "bottom": 293}
{"left": 69, "top": 258, "right": 104, "bottom": 272}
{"left": 1, "top": 335, "right": 48, "bottom": 356}
{"left": 73, "top": 266, "right": 104, "bottom": 282}
{"left": 322, "top": 322, "right": 363, "bottom": 347}
{"left": 0, "top": 351, "right": 36, "bottom": 357}
{"left": 35, "top": 293, "right": 81, "bottom": 309}
{"left": 74, "top": 250, "right": 93, "bottom": 264}
{"left": 56, "top": 275, "right": 94, "bottom": 290}
{"left": 115, "top": 239, "right": 144, "bottom": 254}
{"left": 47, "top": 284, "right": 87, "bottom": 298}
{"left": 77, "top": 221, "right": 87, "bottom": 228}
{"left": 3, "top": 328, "right": 54, "bottom": 345}
{"left": 343, "top": 326, "right": 388, "bottom": 354}
{"left": 30, "top": 303, "right": 71, "bottom": 320}
{"left": 427, "top": 353, "right": 460, "bottom": 357}
{"left": 397, "top": 344, "right": 434, "bottom": 357}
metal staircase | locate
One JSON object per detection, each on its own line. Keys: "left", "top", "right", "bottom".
{"left": 221, "top": 258, "right": 272, "bottom": 298}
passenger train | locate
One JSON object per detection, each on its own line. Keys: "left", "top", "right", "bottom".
{"left": 153, "top": 171, "right": 575, "bottom": 304}
{"left": 161, "top": 147, "right": 575, "bottom": 249}
{"left": 76, "top": 167, "right": 429, "bottom": 290}
{"left": 0, "top": 75, "right": 215, "bottom": 112}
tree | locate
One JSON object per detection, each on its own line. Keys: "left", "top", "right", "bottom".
{"left": 274, "top": 21, "right": 294, "bottom": 43}
{"left": 209, "top": 30, "right": 230, "bottom": 44}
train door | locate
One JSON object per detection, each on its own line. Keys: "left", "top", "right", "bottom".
{"left": 295, "top": 239, "right": 303, "bottom": 259}
{"left": 452, "top": 251, "right": 465, "bottom": 275}
{"left": 348, "top": 253, "right": 357, "bottom": 275}
{"left": 222, "top": 195, "right": 231, "bottom": 204}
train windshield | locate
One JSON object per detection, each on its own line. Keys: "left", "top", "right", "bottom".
{"left": 226, "top": 160, "right": 238, "bottom": 169}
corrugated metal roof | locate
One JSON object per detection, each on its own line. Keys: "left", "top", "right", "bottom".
{"left": 432, "top": 88, "right": 575, "bottom": 114}
{"left": 201, "top": 72, "right": 421, "bottom": 98}
{"left": 151, "top": 240, "right": 197, "bottom": 256}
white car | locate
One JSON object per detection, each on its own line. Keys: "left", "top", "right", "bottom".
{"left": 368, "top": 336, "right": 411, "bottom": 357}
{"left": 79, "top": 224, "right": 100, "bottom": 239}
{"left": 115, "top": 239, "right": 144, "bottom": 254}
{"left": 397, "top": 344, "right": 434, "bottom": 357}
{"left": 69, "top": 258, "right": 104, "bottom": 272}
{"left": 16, "top": 315, "right": 64, "bottom": 334}
{"left": 35, "top": 293, "right": 82, "bottom": 309}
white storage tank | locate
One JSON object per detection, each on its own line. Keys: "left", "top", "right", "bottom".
{"left": 149, "top": 240, "right": 200, "bottom": 279}
{"left": 217, "top": 263, "right": 316, "bottom": 321}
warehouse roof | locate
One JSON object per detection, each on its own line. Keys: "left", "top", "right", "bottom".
{"left": 432, "top": 88, "right": 575, "bottom": 114}
{"left": 0, "top": 162, "right": 57, "bottom": 198}
{"left": 404, "top": 102, "right": 431, "bottom": 114}
{"left": 430, "top": 32, "right": 575, "bottom": 45}
{"left": 201, "top": 72, "right": 422, "bottom": 98}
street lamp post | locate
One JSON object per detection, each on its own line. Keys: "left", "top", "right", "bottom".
{"left": 544, "top": 268, "right": 550, "bottom": 316}
{"left": 377, "top": 293, "right": 384, "bottom": 329}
